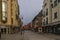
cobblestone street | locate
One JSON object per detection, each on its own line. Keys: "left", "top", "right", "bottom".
{"left": 0, "top": 31, "right": 60, "bottom": 40}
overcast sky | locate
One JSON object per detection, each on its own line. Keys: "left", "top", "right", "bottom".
{"left": 18, "top": 0, "right": 43, "bottom": 25}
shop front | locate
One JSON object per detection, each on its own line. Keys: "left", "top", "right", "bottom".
{"left": 0, "top": 26, "right": 7, "bottom": 34}
{"left": 51, "top": 24, "right": 60, "bottom": 34}
{"left": 42, "top": 22, "right": 60, "bottom": 34}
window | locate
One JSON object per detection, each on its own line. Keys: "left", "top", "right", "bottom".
{"left": 46, "top": 9, "right": 48, "bottom": 16}
{"left": 43, "top": 22, "right": 45, "bottom": 25}
{"left": 36, "top": 18, "right": 39, "bottom": 20}
{"left": 16, "top": 14, "right": 18, "bottom": 19}
{"left": 36, "top": 23, "right": 39, "bottom": 25}
{"left": 41, "top": 23, "right": 42, "bottom": 25}
{"left": 11, "top": 18, "right": 13, "bottom": 24}
{"left": 43, "top": 22, "right": 44, "bottom": 25}
{"left": 2, "top": 2, "right": 6, "bottom": 12}
{"left": 54, "top": 0, "right": 57, "bottom": 7}
{"left": 58, "top": 0, "right": 60, "bottom": 3}
{"left": 51, "top": 4, "right": 53, "bottom": 8}
{"left": 43, "top": 19, "right": 45, "bottom": 25}
{"left": 44, "top": 3, "right": 47, "bottom": 7}
{"left": 50, "top": 0, "right": 52, "bottom": 2}
{"left": 2, "top": 12, "right": 7, "bottom": 21}
{"left": 54, "top": 12, "right": 58, "bottom": 19}
{"left": 43, "top": 11, "right": 45, "bottom": 17}
{"left": 46, "top": 17, "right": 48, "bottom": 25}
{"left": 2, "top": 1, "right": 7, "bottom": 22}
{"left": 43, "top": 3, "right": 47, "bottom": 7}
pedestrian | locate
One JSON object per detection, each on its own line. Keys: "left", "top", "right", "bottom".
{"left": 21, "top": 29, "right": 22, "bottom": 35}
{"left": 21, "top": 29, "right": 24, "bottom": 35}
{"left": 20, "top": 27, "right": 25, "bottom": 35}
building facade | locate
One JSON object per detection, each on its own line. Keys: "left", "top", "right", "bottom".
{"left": 42, "top": 0, "right": 60, "bottom": 34}
{"left": 42, "top": 0, "right": 52, "bottom": 33}
{"left": 0, "top": 0, "right": 19, "bottom": 34}
{"left": 51, "top": 0, "right": 60, "bottom": 34}
{"left": 32, "top": 10, "right": 42, "bottom": 32}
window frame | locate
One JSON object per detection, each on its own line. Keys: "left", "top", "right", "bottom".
{"left": 46, "top": 9, "right": 48, "bottom": 16}
{"left": 54, "top": 0, "right": 57, "bottom": 7}
{"left": 2, "top": 1, "right": 7, "bottom": 22}
{"left": 54, "top": 12, "right": 58, "bottom": 19}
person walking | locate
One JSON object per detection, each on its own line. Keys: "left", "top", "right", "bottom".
{"left": 21, "top": 29, "right": 24, "bottom": 35}
{"left": 20, "top": 27, "right": 25, "bottom": 35}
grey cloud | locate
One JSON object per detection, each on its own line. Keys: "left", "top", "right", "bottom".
{"left": 18, "top": 0, "right": 43, "bottom": 25}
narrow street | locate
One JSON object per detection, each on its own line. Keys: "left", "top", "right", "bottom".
{"left": 0, "top": 30, "right": 60, "bottom": 40}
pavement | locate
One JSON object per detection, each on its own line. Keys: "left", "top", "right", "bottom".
{"left": 0, "top": 30, "right": 60, "bottom": 40}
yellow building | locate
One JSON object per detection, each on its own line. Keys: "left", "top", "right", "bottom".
{"left": 42, "top": 0, "right": 60, "bottom": 34}
{"left": 0, "top": 0, "right": 19, "bottom": 34}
